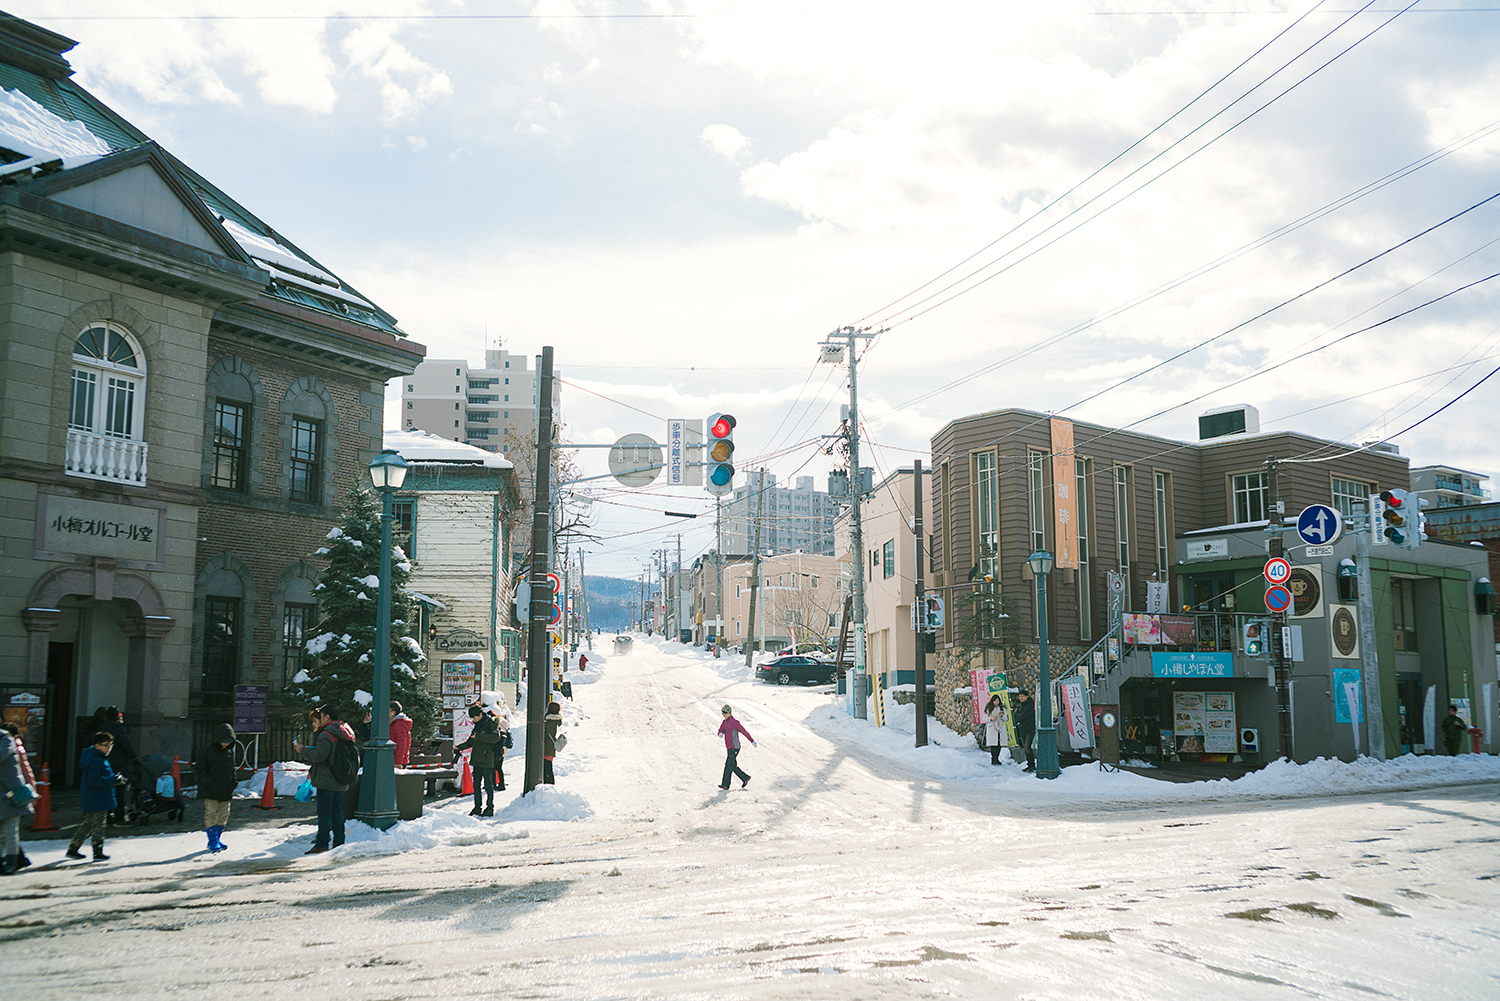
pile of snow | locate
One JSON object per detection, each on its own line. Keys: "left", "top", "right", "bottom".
{"left": 498, "top": 785, "right": 592, "bottom": 822}
{"left": 234, "top": 761, "right": 309, "bottom": 798}
{"left": 336, "top": 809, "right": 528, "bottom": 857}
{"left": 805, "top": 685, "right": 1500, "bottom": 803}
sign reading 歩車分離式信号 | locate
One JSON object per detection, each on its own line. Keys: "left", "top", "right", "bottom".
{"left": 1151, "top": 652, "right": 1234, "bottom": 678}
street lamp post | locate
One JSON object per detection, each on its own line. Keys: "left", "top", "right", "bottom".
{"left": 1028, "top": 549, "right": 1061, "bottom": 780}
{"left": 356, "top": 448, "right": 407, "bottom": 830}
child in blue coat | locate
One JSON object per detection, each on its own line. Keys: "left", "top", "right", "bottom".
{"left": 68, "top": 732, "right": 121, "bottom": 861}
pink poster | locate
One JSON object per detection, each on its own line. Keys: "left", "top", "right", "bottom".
{"left": 969, "top": 668, "right": 993, "bottom": 727}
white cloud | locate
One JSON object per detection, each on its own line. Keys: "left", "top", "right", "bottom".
{"left": 407, "top": 135, "right": 428, "bottom": 152}
{"left": 700, "top": 123, "right": 750, "bottom": 161}
{"left": 37, "top": 1, "right": 450, "bottom": 120}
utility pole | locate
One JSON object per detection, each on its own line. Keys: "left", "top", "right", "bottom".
{"left": 1352, "top": 502, "right": 1386, "bottom": 759}
{"left": 579, "top": 549, "right": 591, "bottom": 649}
{"left": 913, "top": 459, "right": 928, "bottom": 747}
{"left": 523, "top": 346, "right": 555, "bottom": 795}
{"left": 1266, "top": 457, "right": 1294, "bottom": 763}
{"left": 744, "top": 470, "right": 765, "bottom": 669}
{"left": 676, "top": 533, "right": 684, "bottom": 643}
{"left": 821, "top": 325, "right": 881, "bottom": 717}
{"left": 714, "top": 493, "right": 724, "bottom": 657}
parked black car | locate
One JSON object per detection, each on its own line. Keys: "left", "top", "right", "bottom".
{"left": 756, "top": 655, "right": 838, "bottom": 686}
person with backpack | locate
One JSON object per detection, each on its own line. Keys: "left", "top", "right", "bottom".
{"left": 293, "top": 705, "right": 358, "bottom": 854}
{"left": 453, "top": 705, "right": 501, "bottom": 816}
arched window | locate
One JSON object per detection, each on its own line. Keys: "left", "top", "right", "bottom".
{"left": 67, "top": 324, "right": 148, "bottom": 484}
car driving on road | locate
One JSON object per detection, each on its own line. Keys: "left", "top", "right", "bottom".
{"left": 756, "top": 655, "right": 839, "bottom": 686}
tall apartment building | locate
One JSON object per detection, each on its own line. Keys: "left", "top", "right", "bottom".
{"left": 401, "top": 348, "right": 561, "bottom": 453}
{"left": 723, "top": 471, "right": 838, "bottom": 557}
{"left": 1409, "top": 464, "right": 1489, "bottom": 508}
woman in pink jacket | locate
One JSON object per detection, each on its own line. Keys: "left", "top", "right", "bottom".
{"left": 716, "top": 705, "right": 755, "bottom": 790}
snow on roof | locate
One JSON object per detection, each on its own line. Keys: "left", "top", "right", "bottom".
{"left": 384, "top": 429, "right": 513, "bottom": 469}
{"left": 407, "top": 590, "right": 448, "bottom": 610}
{"left": 220, "top": 218, "right": 340, "bottom": 286}
{"left": 0, "top": 86, "right": 110, "bottom": 165}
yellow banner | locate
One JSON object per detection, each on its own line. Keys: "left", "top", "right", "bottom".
{"left": 1050, "top": 418, "right": 1078, "bottom": 569}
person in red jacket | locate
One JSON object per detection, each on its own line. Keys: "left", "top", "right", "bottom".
{"left": 388, "top": 701, "right": 413, "bottom": 767}
{"left": 716, "top": 705, "right": 755, "bottom": 790}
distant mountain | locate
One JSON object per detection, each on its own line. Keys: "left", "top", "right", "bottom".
{"left": 584, "top": 575, "right": 640, "bottom": 632}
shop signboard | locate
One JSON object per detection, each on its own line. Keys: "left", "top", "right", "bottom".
{"left": 1060, "top": 679, "right": 1092, "bottom": 748}
{"left": 1330, "top": 605, "right": 1359, "bottom": 659}
{"left": 968, "top": 668, "right": 994, "bottom": 728}
{"left": 1, "top": 687, "right": 47, "bottom": 762}
{"left": 1288, "top": 565, "right": 1323, "bottom": 618}
{"left": 1333, "top": 667, "right": 1363, "bottom": 723}
{"left": 1151, "top": 652, "right": 1233, "bottom": 678}
{"left": 233, "top": 685, "right": 267, "bottom": 734}
{"left": 1173, "top": 691, "right": 1207, "bottom": 754}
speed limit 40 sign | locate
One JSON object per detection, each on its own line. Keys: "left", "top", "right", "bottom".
{"left": 1263, "top": 558, "right": 1291, "bottom": 585}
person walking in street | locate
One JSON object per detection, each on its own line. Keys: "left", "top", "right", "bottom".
{"left": 98, "top": 707, "right": 139, "bottom": 825}
{"left": 196, "top": 723, "right": 237, "bottom": 854}
{"left": 1013, "top": 689, "right": 1037, "bottom": 773}
{"left": 67, "top": 732, "right": 123, "bottom": 861}
{"left": 454, "top": 705, "right": 501, "bottom": 816}
{"left": 984, "top": 694, "right": 1008, "bottom": 766}
{"left": 1441, "top": 704, "right": 1470, "bottom": 756}
{"left": 1, "top": 722, "right": 38, "bottom": 875}
{"left": 389, "top": 701, "right": 413, "bottom": 767}
{"left": 543, "top": 701, "right": 562, "bottom": 784}
{"left": 716, "top": 705, "right": 755, "bottom": 790}
{"left": 293, "top": 705, "right": 356, "bottom": 854}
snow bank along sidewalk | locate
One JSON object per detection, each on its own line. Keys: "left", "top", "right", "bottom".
{"left": 799, "top": 682, "right": 1500, "bottom": 804}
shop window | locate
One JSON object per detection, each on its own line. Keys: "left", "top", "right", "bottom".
{"left": 1393, "top": 578, "right": 1418, "bottom": 651}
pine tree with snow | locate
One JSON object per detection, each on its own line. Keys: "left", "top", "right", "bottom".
{"left": 287, "top": 486, "right": 438, "bottom": 738}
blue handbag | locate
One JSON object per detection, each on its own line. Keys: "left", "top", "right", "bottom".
{"left": 294, "top": 777, "right": 315, "bottom": 802}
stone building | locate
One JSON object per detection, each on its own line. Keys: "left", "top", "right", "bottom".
{"left": 0, "top": 16, "right": 424, "bottom": 773}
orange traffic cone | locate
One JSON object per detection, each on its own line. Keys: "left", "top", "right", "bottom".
{"left": 29, "top": 763, "right": 57, "bottom": 832}
{"left": 171, "top": 754, "right": 183, "bottom": 796}
{"left": 459, "top": 755, "right": 472, "bottom": 795}
{"left": 250, "top": 765, "right": 279, "bottom": 811}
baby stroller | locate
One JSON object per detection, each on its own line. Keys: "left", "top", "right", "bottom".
{"left": 129, "top": 753, "right": 185, "bottom": 824}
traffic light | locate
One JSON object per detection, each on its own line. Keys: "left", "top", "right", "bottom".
{"left": 705, "top": 413, "right": 736, "bottom": 495}
{"left": 1243, "top": 619, "right": 1266, "bottom": 657}
{"left": 1378, "top": 488, "right": 1413, "bottom": 547}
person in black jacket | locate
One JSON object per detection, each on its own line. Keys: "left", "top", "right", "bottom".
{"left": 95, "top": 707, "right": 139, "bottom": 824}
{"left": 196, "top": 723, "right": 236, "bottom": 854}
{"left": 1440, "top": 704, "right": 1469, "bottom": 756}
{"left": 1012, "top": 689, "right": 1037, "bottom": 773}
{"left": 453, "top": 706, "right": 501, "bottom": 816}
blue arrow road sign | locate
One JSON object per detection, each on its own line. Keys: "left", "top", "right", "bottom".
{"left": 1296, "top": 503, "right": 1343, "bottom": 547}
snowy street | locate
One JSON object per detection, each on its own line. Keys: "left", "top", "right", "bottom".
{"left": 8, "top": 636, "right": 1500, "bottom": 1000}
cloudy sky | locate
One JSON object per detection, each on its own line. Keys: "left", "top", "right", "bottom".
{"left": 23, "top": 1, "right": 1500, "bottom": 578}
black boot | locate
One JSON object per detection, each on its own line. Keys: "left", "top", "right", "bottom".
{"left": 0, "top": 855, "right": 15, "bottom": 876}
{"left": 469, "top": 802, "right": 482, "bottom": 816}
{"left": 92, "top": 848, "right": 110, "bottom": 861}
{"left": 15, "top": 850, "right": 31, "bottom": 870}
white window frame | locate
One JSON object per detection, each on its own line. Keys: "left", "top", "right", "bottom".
{"left": 1232, "top": 472, "right": 1269, "bottom": 524}
{"left": 69, "top": 323, "right": 146, "bottom": 442}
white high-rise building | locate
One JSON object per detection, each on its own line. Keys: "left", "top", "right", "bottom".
{"left": 401, "top": 348, "right": 560, "bottom": 452}
{"left": 723, "top": 471, "right": 838, "bottom": 557}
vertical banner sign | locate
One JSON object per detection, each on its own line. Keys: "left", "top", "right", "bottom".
{"left": 667, "top": 419, "right": 686, "bottom": 485}
{"left": 969, "top": 668, "right": 994, "bottom": 728}
{"left": 1050, "top": 418, "right": 1078, "bottom": 569}
{"left": 1060, "top": 678, "right": 1093, "bottom": 747}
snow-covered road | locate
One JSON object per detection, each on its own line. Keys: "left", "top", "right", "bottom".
{"left": 7, "top": 637, "right": 1500, "bottom": 1000}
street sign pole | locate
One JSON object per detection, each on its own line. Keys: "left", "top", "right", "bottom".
{"left": 1353, "top": 503, "right": 1386, "bottom": 760}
